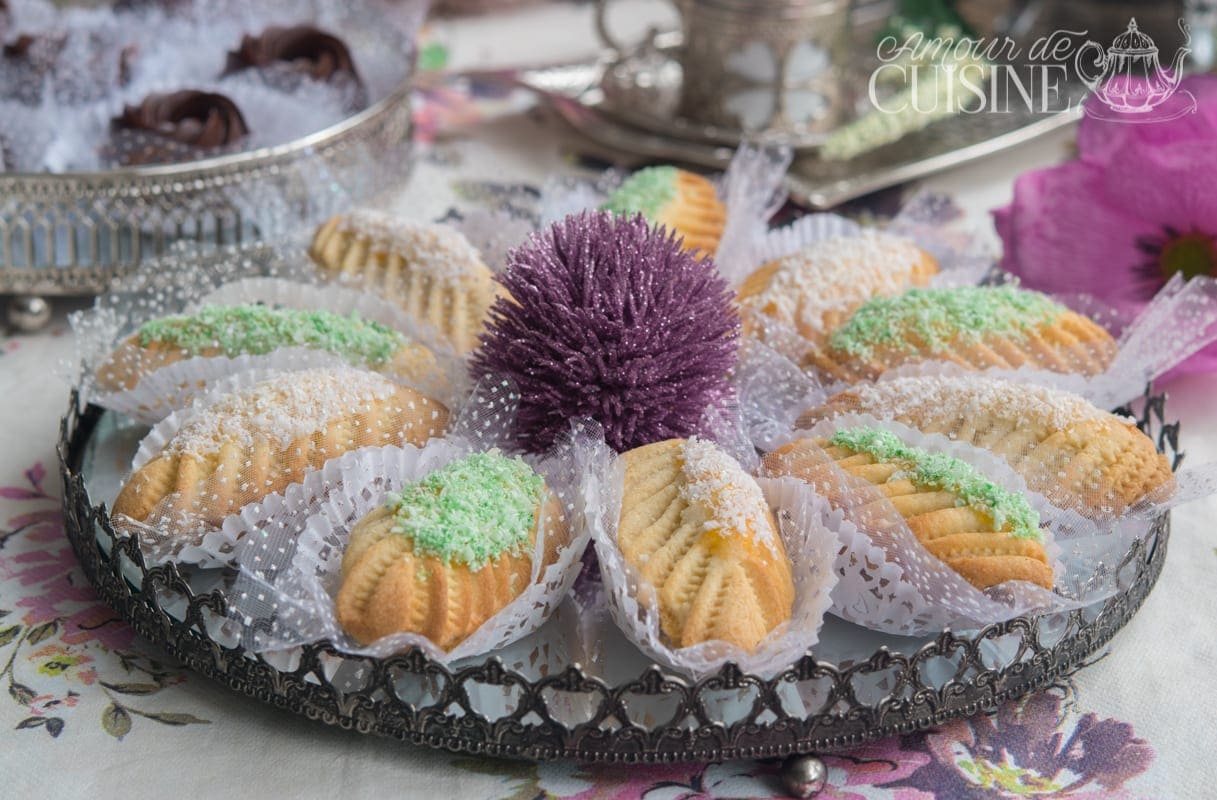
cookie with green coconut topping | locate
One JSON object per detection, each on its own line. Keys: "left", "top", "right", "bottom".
{"left": 601, "top": 166, "right": 727, "bottom": 257}
{"left": 808, "top": 286, "right": 1116, "bottom": 382}
{"left": 335, "top": 450, "right": 568, "bottom": 649}
{"left": 96, "top": 304, "right": 437, "bottom": 391}
{"left": 764, "top": 426, "right": 1054, "bottom": 590}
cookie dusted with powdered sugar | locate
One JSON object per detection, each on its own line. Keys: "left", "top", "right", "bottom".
{"left": 309, "top": 211, "right": 501, "bottom": 354}
{"left": 617, "top": 437, "right": 794, "bottom": 652}
{"left": 797, "top": 376, "right": 1173, "bottom": 516}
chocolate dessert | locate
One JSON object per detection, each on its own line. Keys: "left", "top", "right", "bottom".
{"left": 108, "top": 90, "right": 249, "bottom": 166}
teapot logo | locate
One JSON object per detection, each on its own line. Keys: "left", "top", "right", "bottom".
{"left": 1077, "top": 18, "right": 1197, "bottom": 122}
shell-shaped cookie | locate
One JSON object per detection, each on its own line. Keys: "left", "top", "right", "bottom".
{"left": 618, "top": 438, "right": 794, "bottom": 651}
{"left": 602, "top": 166, "right": 726, "bottom": 257}
{"left": 810, "top": 286, "right": 1117, "bottom": 382}
{"left": 334, "top": 487, "right": 566, "bottom": 649}
{"left": 796, "top": 376, "right": 1173, "bottom": 516}
{"left": 112, "top": 368, "right": 449, "bottom": 528}
{"left": 737, "top": 231, "right": 939, "bottom": 361}
{"left": 309, "top": 211, "right": 501, "bottom": 354}
{"left": 95, "top": 304, "right": 437, "bottom": 392}
{"left": 764, "top": 432, "right": 1054, "bottom": 591}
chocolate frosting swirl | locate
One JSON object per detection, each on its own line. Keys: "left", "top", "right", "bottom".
{"left": 112, "top": 90, "right": 249, "bottom": 148}
{"left": 223, "top": 25, "right": 361, "bottom": 83}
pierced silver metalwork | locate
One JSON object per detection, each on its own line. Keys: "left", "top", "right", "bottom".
{"left": 0, "top": 81, "right": 414, "bottom": 296}
{"left": 58, "top": 388, "right": 1176, "bottom": 763}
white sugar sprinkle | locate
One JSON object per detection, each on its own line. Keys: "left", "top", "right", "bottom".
{"left": 678, "top": 437, "right": 778, "bottom": 554}
{"left": 167, "top": 367, "right": 398, "bottom": 458}
{"left": 844, "top": 376, "right": 1107, "bottom": 431}
{"left": 742, "top": 230, "right": 927, "bottom": 332}
{"left": 336, "top": 210, "right": 487, "bottom": 282}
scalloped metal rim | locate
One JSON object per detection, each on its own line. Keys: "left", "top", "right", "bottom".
{"left": 57, "top": 393, "right": 1174, "bottom": 763}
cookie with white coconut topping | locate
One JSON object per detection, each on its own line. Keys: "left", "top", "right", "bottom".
{"left": 617, "top": 437, "right": 793, "bottom": 652}
{"left": 112, "top": 367, "right": 449, "bottom": 530}
{"left": 309, "top": 210, "right": 502, "bottom": 354}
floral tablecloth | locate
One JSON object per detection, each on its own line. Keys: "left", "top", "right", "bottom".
{"left": 3, "top": 4, "right": 1216, "bottom": 798}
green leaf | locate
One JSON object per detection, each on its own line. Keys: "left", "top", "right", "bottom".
{"left": 9, "top": 681, "right": 36, "bottom": 705}
{"left": 140, "top": 711, "right": 210, "bottom": 726}
{"left": 101, "top": 681, "right": 161, "bottom": 696}
{"left": 0, "top": 626, "right": 21, "bottom": 647}
{"left": 102, "top": 704, "right": 131, "bottom": 740}
{"left": 15, "top": 716, "right": 45, "bottom": 730}
{"left": 0, "top": 609, "right": 10, "bottom": 619}
{"left": 25, "top": 620, "right": 56, "bottom": 645}
{"left": 44, "top": 717, "right": 64, "bottom": 738}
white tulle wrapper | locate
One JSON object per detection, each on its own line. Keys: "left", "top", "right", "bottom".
{"left": 539, "top": 144, "right": 791, "bottom": 283}
{"left": 765, "top": 413, "right": 1170, "bottom": 637}
{"left": 222, "top": 433, "right": 598, "bottom": 663}
{"left": 590, "top": 448, "right": 840, "bottom": 680}
{"left": 71, "top": 252, "right": 464, "bottom": 422}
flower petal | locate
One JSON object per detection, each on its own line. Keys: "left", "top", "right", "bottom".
{"left": 1103, "top": 139, "right": 1217, "bottom": 235}
{"left": 993, "top": 160, "right": 1159, "bottom": 308}
{"left": 1079, "top": 74, "right": 1217, "bottom": 164}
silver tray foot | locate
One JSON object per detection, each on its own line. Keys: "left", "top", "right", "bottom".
{"left": 7, "top": 295, "right": 51, "bottom": 332}
{"left": 780, "top": 754, "right": 827, "bottom": 798}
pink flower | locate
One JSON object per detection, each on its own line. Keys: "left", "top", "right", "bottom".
{"left": 993, "top": 74, "right": 1217, "bottom": 379}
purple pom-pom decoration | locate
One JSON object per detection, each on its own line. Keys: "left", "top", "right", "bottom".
{"left": 471, "top": 210, "right": 740, "bottom": 453}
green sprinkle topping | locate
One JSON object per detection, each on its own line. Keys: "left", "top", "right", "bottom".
{"left": 386, "top": 450, "right": 546, "bottom": 570}
{"left": 137, "top": 304, "right": 405, "bottom": 364}
{"left": 829, "top": 287, "right": 1067, "bottom": 359}
{"left": 829, "top": 426, "right": 1042, "bottom": 541}
{"left": 601, "top": 166, "right": 679, "bottom": 220}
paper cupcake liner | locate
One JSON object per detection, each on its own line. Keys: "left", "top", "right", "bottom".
{"left": 539, "top": 144, "right": 791, "bottom": 286}
{"left": 770, "top": 413, "right": 1151, "bottom": 637}
{"left": 590, "top": 446, "right": 840, "bottom": 681}
{"left": 223, "top": 433, "right": 597, "bottom": 663}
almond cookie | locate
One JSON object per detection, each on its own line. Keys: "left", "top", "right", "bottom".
{"left": 309, "top": 211, "right": 500, "bottom": 354}
{"left": 335, "top": 450, "right": 567, "bottom": 649}
{"left": 95, "top": 304, "right": 436, "bottom": 392}
{"left": 797, "top": 376, "right": 1173, "bottom": 516}
{"left": 809, "top": 286, "right": 1116, "bottom": 382}
{"left": 764, "top": 427, "right": 1054, "bottom": 590}
{"left": 112, "top": 368, "right": 449, "bottom": 529}
{"left": 601, "top": 166, "right": 726, "bottom": 257}
{"left": 737, "top": 230, "right": 938, "bottom": 364}
{"left": 618, "top": 437, "right": 794, "bottom": 651}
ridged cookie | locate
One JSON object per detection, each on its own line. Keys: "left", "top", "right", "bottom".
{"left": 95, "top": 304, "right": 436, "bottom": 392}
{"left": 810, "top": 286, "right": 1117, "bottom": 382}
{"left": 335, "top": 451, "right": 566, "bottom": 649}
{"left": 618, "top": 437, "right": 794, "bottom": 652}
{"left": 112, "top": 368, "right": 449, "bottom": 528}
{"left": 602, "top": 166, "right": 726, "bottom": 257}
{"left": 309, "top": 211, "right": 501, "bottom": 354}
{"left": 797, "top": 376, "right": 1173, "bottom": 515}
{"left": 764, "top": 428, "right": 1054, "bottom": 590}
{"left": 737, "top": 231, "right": 938, "bottom": 363}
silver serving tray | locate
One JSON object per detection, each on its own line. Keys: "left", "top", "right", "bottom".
{"left": 511, "top": 54, "right": 1082, "bottom": 209}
